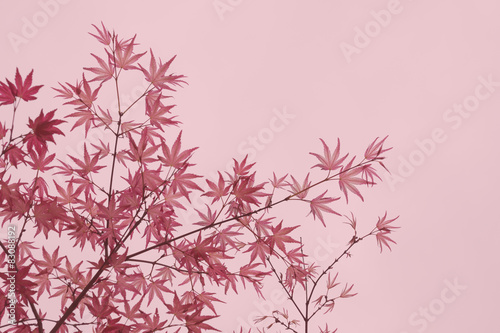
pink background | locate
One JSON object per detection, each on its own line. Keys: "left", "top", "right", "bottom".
{"left": 1, "top": 0, "right": 499, "bottom": 332}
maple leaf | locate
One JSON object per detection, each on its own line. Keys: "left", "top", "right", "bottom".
{"left": 185, "top": 308, "right": 221, "bottom": 333}
{"left": 340, "top": 283, "right": 357, "bottom": 298}
{"left": 145, "top": 279, "right": 172, "bottom": 306}
{"left": 114, "top": 273, "right": 141, "bottom": 300}
{"left": 365, "top": 136, "right": 392, "bottom": 172}
{"left": 24, "top": 109, "right": 65, "bottom": 154}
{"left": 365, "top": 135, "right": 391, "bottom": 160}
{"left": 34, "top": 246, "right": 64, "bottom": 274}
{"left": 76, "top": 74, "right": 101, "bottom": 107}
{"left": 212, "top": 226, "right": 243, "bottom": 251}
{"left": 171, "top": 167, "right": 202, "bottom": 202}
{"left": 119, "top": 298, "right": 145, "bottom": 323}
{"left": 158, "top": 131, "right": 198, "bottom": 169}
{"left": 68, "top": 144, "right": 105, "bottom": 177}
{"left": 194, "top": 205, "right": 218, "bottom": 227}
{"left": 232, "top": 175, "right": 267, "bottom": 206}
{"left": 338, "top": 157, "right": 367, "bottom": 203}
{"left": 89, "top": 21, "right": 112, "bottom": 45}
{"left": 58, "top": 75, "right": 101, "bottom": 110}
{"left": 253, "top": 214, "right": 274, "bottom": 237}
{"left": 376, "top": 212, "right": 400, "bottom": 232}
{"left": 136, "top": 308, "right": 168, "bottom": 332}
{"left": 53, "top": 81, "right": 74, "bottom": 100}
{"left": 231, "top": 155, "right": 255, "bottom": 177}
{"left": 122, "top": 272, "right": 148, "bottom": 297}
{"left": 310, "top": 138, "right": 348, "bottom": 171}
{"left": 308, "top": 191, "right": 341, "bottom": 226}
{"left": 66, "top": 108, "right": 95, "bottom": 136}
{"left": 4, "top": 144, "right": 26, "bottom": 167}
{"left": 87, "top": 294, "right": 116, "bottom": 319}
{"left": 113, "top": 35, "right": 146, "bottom": 70}
{"left": 162, "top": 184, "right": 186, "bottom": 210}
{"left": 0, "top": 80, "right": 16, "bottom": 105}
{"left": 32, "top": 199, "right": 67, "bottom": 239}
{"left": 284, "top": 265, "right": 308, "bottom": 290}
{"left": 376, "top": 230, "right": 397, "bottom": 253}
{"left": 323, "top": 299, "right": 336, "bottom": 313}
{"left": 139, "top": 49, "right": 186, "bottom": 90}
{"left": 195, "top": 291, "right": 224, "bottom": 316}
{"left": 320, "top": 323, "right": 338, "bottom": 333}
{"left": 84, "top": 53, "right": 115, "bottom": 82}
{"left": 0, "top": 122, "right": 7, "bottom": 139}
{"left": 287, "top": 173, "right": 311, "bottom": 199}
{"left": 53, "top": 180, "right": 84, "bottom": 206}
{"left": 96, "top": 194, "right": 126, "bottom": 222}
{"left": 374, "top": 213, "right": 399, "bottom": 253}
{"left": 270, "top": 172, "right": 288, "bottom": 189}
{"left": 267, "top": 221, "right": 300, "bottom": 253}
{"left": 125, "top": 129, "right": 160, "bottom": 164}
{"left": 32, "top": 270, "right": 51, "bottom": 299}
{"left": 184, "top": 234, "right": 224, "bottom": 270}
{"left": 360, "top": 163, "right": 381, "bottom": 186}
{"left": 5, "top": 68, "right": 43, "bottom": 102}
{"left": 145, "top": 92, "right": 179, "bottom": 129}
{"left": 285, "top": 246, "right": 306, "bottom": 265}
{"left": 166, "top": 292, "right": 195, "bottom": 321}
{"left": 26, "top": 149, "right": 56, "bottom": 172}
{"left": 343, "top": 212, "right": 357, "bottom": 231}
{"left": 202, "top": 172, "right": 229, "bottom": 204}
{"left": 239, "top": 263, "right": 270, "bottom": 296}
{"left": 244, "top": 239, "right": 269, "bottom": 265}
{"left": 16, "top": 241, "right": 37, "bottom": 260}
{"left": 58, "top": 259, "right": 84, "bottom": 287}
{"left": 91, "top": 138, "right": 111, "bottom": 159}
{"left": 327, "top": 272, "right": 340, "bottom": 290}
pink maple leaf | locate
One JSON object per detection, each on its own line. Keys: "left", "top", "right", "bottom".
{"left": 267, "top": 221, "right": 300, "bottom": 253}
{"left": 338, "top": 157, "right": 366, "bottom": 203}
{"left": 24, "top": 109, "right": 65, "bottom": 154}
{"left": 308, "top": 191, "right": 341, "bottom": 226}
{"left": 6, "top": 68, "right": 43, "bottom": 102}
{"left": 310, "top": 138, "right": 348, "bottom": 171}
{"left": 139, "top": 49, "right": 186, "bottom": 90}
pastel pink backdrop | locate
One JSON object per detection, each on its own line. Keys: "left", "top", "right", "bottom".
{"left": 1, "top": 1, "right": 499, "bottom": 332}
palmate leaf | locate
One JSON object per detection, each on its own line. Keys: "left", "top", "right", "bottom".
{"left": 24, "top": 109, "right": 65, "bottom": 154}
{"left": 0, "top": 81, "right": 16, "bottom": 105}
{"left": 139, "top": 49, "right": 186, "bottom": 90}
{"left": 376, "top": 230, "right": 397, "bottom": 253}
{"left": 6, "top": 68, "right": 43, "bottom": 102}
{"left": 310, "top": 138, "right": 348, "bottom": 171}
{"left": 267, "top": 221, "right": 300, "bottom": 253}
{"left": 338, "top": 157, "right": 367, "bottom": 203}
{"left": 84, "top": 53, "right": 115, "bottom": 83}
{"left": 308, "top": 190, "right": 341, "bottom": 226}
{"left": 158, "top": 131, "right": 198, "bottom": 169}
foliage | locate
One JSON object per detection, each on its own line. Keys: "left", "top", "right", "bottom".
{"left": 0, "top": 23, "right": 398, "bottom": 333}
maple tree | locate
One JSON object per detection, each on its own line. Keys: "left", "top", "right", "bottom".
{"left": 0, "top": 23, "right": 399, "bottom": 333}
